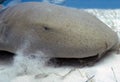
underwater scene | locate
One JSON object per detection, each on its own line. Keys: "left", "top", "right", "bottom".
{"left": 2, "top": 0, "right": 120, "bottom": 8}
{"left": 0, "top": 0, "right": 120, "bottom": 82}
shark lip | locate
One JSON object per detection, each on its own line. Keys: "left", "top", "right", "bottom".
{"left": 0, "top": 50, "right": 15, "bottom": 60}
{"left": 47, "top": 54, "right": 99, "bottom": 67}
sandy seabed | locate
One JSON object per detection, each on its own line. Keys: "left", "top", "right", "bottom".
{"left": 0, "top": 9, "right": 120, "bottom": 82}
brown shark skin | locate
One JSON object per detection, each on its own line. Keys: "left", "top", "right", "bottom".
{"left": 0, "top": 2, "right": 119, "bottom": 59}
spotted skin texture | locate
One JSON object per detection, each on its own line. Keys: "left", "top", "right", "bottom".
{"left": 0, "top": 2, "right": 119, "bottom": 65}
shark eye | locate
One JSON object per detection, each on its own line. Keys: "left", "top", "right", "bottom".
{"left": 43, "top": 26, "right": 51, "bottom": 31}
